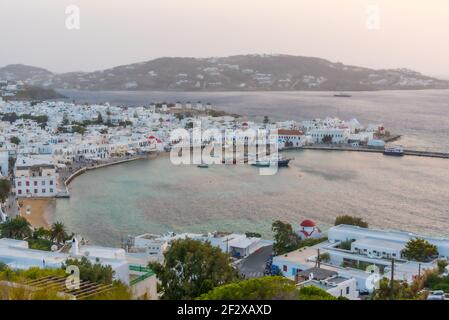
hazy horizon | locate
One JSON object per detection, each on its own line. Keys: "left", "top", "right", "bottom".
{"left": 1, "top": 0, "right": 448, "bottom": 77}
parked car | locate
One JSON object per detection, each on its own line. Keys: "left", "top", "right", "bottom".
{"left": 427, "top": 290, "right": 445, "bottom": 300}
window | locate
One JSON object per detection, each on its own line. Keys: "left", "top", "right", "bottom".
{"left": 26, "top": 181, "right": 30, "bottom": 186}
{"left": 50, "top": 188, "right": 53, "bottom": 193}
{"left": 50, "top": 180, "right": 54, "bottom": 186}
{"left": 34, "top": 189, "right": 38, "bottom": 194}
{"left": 42, "top": 189, "right": 46, "bottom": 193}
{"left": 42, "top": 181, "right": 45, "bottom": 186}
{"left": 18, "top": 190, "right": 22, "bottom": 195}
{"left": 18, "top": 181, "right": 22, "bottom": 187}
{"left": 34, "top": 181, "right": 38, "bottom": 186}
{"left": 283, "top": 265, "right": 288, "bottom": 272}
{"left": 346, "top": 287, "right": 350, "bottom": 295}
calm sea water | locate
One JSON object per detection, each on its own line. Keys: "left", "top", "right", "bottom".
{"left": 51, "top": 90, "right": 449, "bottom": 245}
{"left": 51, "top": 151, "right": 449, "bottom": 246}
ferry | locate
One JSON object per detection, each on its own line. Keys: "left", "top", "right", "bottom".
{"left": 251, "top": 154, "right": 292, "bottom": 167}
{"left": 383, "top": 146, "right": 404, "bottom": 156}
{"left": 334, "top": 93, "right": 352, "bottom": 98}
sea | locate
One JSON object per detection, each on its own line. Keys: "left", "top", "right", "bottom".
{"left": 49, "top": 89, "right": 449, "bottom": 245}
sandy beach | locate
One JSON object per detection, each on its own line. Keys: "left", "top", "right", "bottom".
{"left": 18, "top": 198, "right": 55, "bottom": 229}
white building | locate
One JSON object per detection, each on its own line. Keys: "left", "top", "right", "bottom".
{"left": 273, "top": 224, "right": 448, "bottom": 294}
{"left": 277, "top": 129, "right": 305, "bottom": 148}
{"left": 14, "top": 155, "right": 58, "bottom": 197}
{"left": 308, "top": 128, "right": 350, "bottom": 144}
{"left": 297, "top": 268, "right": 359, "bottom": 300}
{"left": 0, "top": 150, "right": 8, "bottom": 177}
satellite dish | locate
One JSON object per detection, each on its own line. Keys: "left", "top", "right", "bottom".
{"left": 84, "top": 251, "right": 90, "bottom": 257}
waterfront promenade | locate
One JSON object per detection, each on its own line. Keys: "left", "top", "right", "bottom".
{"left": 62, "top": 155, "right": 150, "bottom": 187}
{"left": 297, "top": 146, "right": 449, "bottom": 159}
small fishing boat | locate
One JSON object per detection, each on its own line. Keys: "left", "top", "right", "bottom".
{"left": 197, "top": 163, "right": 209, "bottom": 168}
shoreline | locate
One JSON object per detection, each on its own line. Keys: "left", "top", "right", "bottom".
{"left": 64, "top": 154, "right": 155, "bottom": 187}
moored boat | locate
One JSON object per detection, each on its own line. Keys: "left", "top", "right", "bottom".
{"left": 383, "top": 146, "right": 404, "bottom": 156}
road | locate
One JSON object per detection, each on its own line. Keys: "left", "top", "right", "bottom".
{"left": 238, "top": 245, "right": 273, "bottom": 279}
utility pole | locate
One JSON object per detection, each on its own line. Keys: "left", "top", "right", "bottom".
{"left": 316, "top": 249, "right": 321, "bottom": 269}
{"left": 390, "top": 258, "right": 395, "bottom": 300}
{"left": 418, "top": 263, "right": 421, "bottom": 278}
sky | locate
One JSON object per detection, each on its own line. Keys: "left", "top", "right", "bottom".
{"left": 0, "top": 0, "right": 448, "bottom": 77}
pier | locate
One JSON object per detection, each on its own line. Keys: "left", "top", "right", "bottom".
{"left": 297, "top": 146, "right": 449, "bottom": 159}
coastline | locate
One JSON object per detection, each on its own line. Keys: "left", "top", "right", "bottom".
{"left": 63, "top": 155, "right": 155, "bottom": 187}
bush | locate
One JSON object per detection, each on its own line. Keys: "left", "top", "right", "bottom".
{"left": 334, "top": 215, "right": 368, "bottom": 228}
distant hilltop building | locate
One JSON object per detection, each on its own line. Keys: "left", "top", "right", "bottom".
{"left": 296, "top": 219, "right": 323, "bottom": 240}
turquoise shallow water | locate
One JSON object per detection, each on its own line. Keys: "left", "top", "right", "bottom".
{"left": 52, "top": 150, "right": 449, "bottom": 246}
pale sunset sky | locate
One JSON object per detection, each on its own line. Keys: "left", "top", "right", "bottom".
{"left": 0, "top": 0, "right": 448, "bottom": 77}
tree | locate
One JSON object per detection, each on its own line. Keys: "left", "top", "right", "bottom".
{"left": 0, "top": 216, "right": 32, "bottom": 239}
{"left": 51, "top": 222, "right": 68, "bottom": 245}
{"left": 372, "top": 277, "right": 420, "bottom": 300}
{"left": 198, "top": 276, "right": 298, "bottom": 300}
{"left": 322, "top": 135, "right": 333, "bottom": 144}
{"left": 148, "top": 239, "right": 240, "bottom": 300}
{"left": 62, "top": 257, "right": 114, "bottom": 285}
{"left": 10, "top": 136, "right": 20, "bottom": 145}
{"left": 61, "top": 113, "right": 70, "bottom": 126}
{"left": 198, "top": 276, "right": 338, "bottom": 300}
{"left": 263, "top": 116, "right": 270, "bottom": 124}
{"left": 96, "top": 111, "right": 103, "bottom": 124}
{"left": 334, "top": 215, "right": 368, "bottom": 228}
{"left": 272, "top": 220, "right": 299, "bottom": 255}
{"left": 437, "top": 260, "right": 448, "bottom": 274}
{"left": 245, "top": 232, "right": 262, "bottom": 238}
{"left": 297, "top": 286, "right": 339, "bottom": 300}
{"left": 71, "top": 125, "right": 86, "bottom": 135}
{"left": 0, "top": 179, "right": 11, "bottom": 203}
{"left": 402, "top": 238, "right": 438, "bottom": 262}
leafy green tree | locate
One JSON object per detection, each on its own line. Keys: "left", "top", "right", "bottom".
{"left": 322, "top": 134, "right": 333, "bottom": 144}
{"left": 0, "top": 216, "right": 32, "bottom": 239}
{"left": 96, "top": 111, "right": 103, "bottom": 124}
{"left": 51, "top": 222, "right": 68, "bottom": 245}
{"left": 245, "top": 232, "right": 262, "bottom": 238}
{"left": 63, "top": 257, "right": 114, "bottom": 285}
{"left": 372, "top": 277, "right": 420, "bottom": 300}
{"left": 263, "top": 116, "right": 270, "bottom": 124}
{"left": 61, "top": 113, "right": 70, "bottom": 126}
{"left": 198, "top": 276, "right": 298, "bottom": 300}
{"left": 148, "top": 239, "right": 240, "bottom": 300}
{"left": 198, "top": 276, "right": 338, "bottom": 300}
{"left": 402, "top": 238, "right": 438, "bottom": 262}
{"left": 0, "top": 179, "right": 11, "bottom": 203}
{"left": 272, "top": 220, "right": 299, "bottom": 255}
{"left": 437, "top": 260, "right": 448, "bottom": 274}
{"left": 10, "top": 136, "right": 21, "bottom": 145}
{"left": 71, "top": 125, "right": 86, "bottom": 135}
{"left": 334, "top": 215, "right": 368, "bottom": 228}
{"left": 297, "top": 286, "right": 340, "bottom": 300}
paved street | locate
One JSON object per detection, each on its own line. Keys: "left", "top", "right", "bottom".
{"left": 238, "top": 245, "right": 273, "bottom": 279}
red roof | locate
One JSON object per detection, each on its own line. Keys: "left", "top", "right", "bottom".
{"left": 300, "top": 219, "right": 316, "bottom": 227}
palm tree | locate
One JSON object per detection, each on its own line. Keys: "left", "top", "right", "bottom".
{"left": 0, "top": 216, "right": 32, "bottom": 239}
{"left": 51, "top": 222, "right": 68, "bottom": 245}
